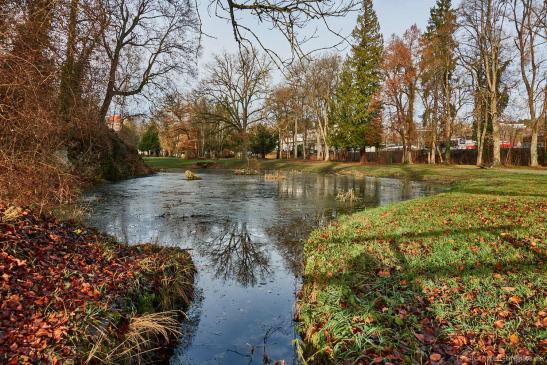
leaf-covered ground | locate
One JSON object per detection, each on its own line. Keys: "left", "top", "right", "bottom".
{"left": 0, "top": 205, "right": 194, "bottom": 364}
{"left": 297, "top": 169, "right": 546, "bottom": 364}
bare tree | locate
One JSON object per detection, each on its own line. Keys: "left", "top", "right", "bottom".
{"left": 195, "top": 222, "right": 271, "bottom": 287}
{"left": 286, "top": 61, "right": 308, "bottom": 159}
{"left": 197, "top": 47, "right": 271, "bottom": 159}
{"left": 304, "top": 53, "right": 341, "bottom": 161}
{"left": 98, "top": 0, "right": 200, "bottom": 123}
{"left": 58, "top": 0, "right": 106, "bottom": 123}
{"left": 208, "top": 0, "right": 360, "bottom": 66}
{"left": 459, "top": 0, "right": 510, "bottom": 166}
{"left": 266, "top": 85, "right": 295, "bottom": 159}
{"left": 511, "top": 0, "right": 546, "bottom": 166}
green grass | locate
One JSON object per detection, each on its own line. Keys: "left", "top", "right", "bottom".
{"left": 143, "top": 157, "right": 246, "bottom": 170}
{"left": 295, "top": 166, "right": 546, "bottom": 364}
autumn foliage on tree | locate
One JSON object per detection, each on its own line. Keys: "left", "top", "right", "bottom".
{"left": 383, "top": 26, "right": 422, "bottom": 164}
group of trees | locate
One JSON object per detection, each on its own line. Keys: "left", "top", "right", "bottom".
{"left": 1, "top": 0, "right": 545, "bottom": 206}
{"left": 151, "top": 0, "right": 545, "bottom": 166}
{"left": 0, "top": 0, "right": 201, "bottom": 207}
{"left": 1, "top": 0, "right": 363, "bottom": 207}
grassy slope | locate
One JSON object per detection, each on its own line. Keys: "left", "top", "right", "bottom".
{"left": 295, "top": 168, "right": 546, "bottom": 364}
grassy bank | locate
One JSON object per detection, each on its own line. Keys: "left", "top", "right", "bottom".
{"left": 144, "top": 157, "right": 544, "bottom": 180}
{"left": 295, "top": 168, "right": 546, "bottom": 363}
{"left": 1, "top": 205, "right": 194, "bottom": 364}
{"left": 143, "top": 157, "right": 245, "bottom": 170}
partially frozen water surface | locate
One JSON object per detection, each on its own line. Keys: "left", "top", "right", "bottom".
{"left": 84, "top": 170, "right": 443, "bottom": 364}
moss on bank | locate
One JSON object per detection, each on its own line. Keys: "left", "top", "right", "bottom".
{"left": 0, "top": 205, "right": 194, "bottom": 364}
{"left": 296, "top": 169, "right": 546, "bottom": 364}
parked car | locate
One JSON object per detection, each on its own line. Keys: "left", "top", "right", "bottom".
{"left": 451, "top": 138, "right": 477, "bottom": 150}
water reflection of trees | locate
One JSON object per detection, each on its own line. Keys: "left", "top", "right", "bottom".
{"left": 195, "top": 222, "right": 271, "bottom": 287}
{"left": 266, "top": 211, "right": 335, "bottom": 277}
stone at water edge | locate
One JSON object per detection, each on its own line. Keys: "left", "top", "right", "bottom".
{"left": 185, "top": 170, "right": 201, "bottom": 180}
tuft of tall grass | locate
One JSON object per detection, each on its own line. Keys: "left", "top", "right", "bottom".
{"left": 335, "top": 189, "right": 360, "bottom": 205}
{"left": 86, "top": 311, "right": 182, "bottom": 364}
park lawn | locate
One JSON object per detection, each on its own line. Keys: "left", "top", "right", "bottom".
{"left": 297, "top": 169, "right": 546, "bottom": 364}
{"left": 143, "top": 157, "right": 245, "bottom": 170}
{"left": 145, "top": 157, "right": 546, "bottom": 363}
{"left": 143, "top": 157, "right": 546, "bottom": 362}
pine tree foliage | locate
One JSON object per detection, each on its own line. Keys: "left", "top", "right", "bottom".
{"left": 331, "top": 0, "right": 383, "bottom": 149}
{"left": 139, "top": 124, "right": 161, "bottom": 155}
{"left": 423, "top": 0, "right": 457, "bottom": 82}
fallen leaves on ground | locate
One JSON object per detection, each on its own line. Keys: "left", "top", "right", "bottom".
{"left": 0, "top": 204, "right": 193, "bottom": 364}
{"left": 299, "top": 192, "right": 546, "bottom": 364}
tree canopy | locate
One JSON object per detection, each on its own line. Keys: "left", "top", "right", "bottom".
{"left": 331, "top": 0, "right": 384, "bottom": 151}
{"left": 138, "top": 124, "right": 161, "bottom": 155}
{"left": 249, "top": 124, "right": 278, "bottom": 158}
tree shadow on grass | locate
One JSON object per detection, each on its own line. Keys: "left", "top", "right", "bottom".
{"left": 300, "top": 224, "right": 545, "bottom": 364}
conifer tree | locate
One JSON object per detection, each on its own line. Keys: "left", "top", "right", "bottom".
{"left": 331, "top": 0, "right": 383, "bottom": 162}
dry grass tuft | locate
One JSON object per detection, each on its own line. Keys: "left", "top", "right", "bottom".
{"left": 86, "top": 311, "right": 182, "bottom": 364}
{"left": 1, "top": 206, "right": 23, "bottom": 222}
{"left": 335, "top": 189, "right": 359, "bottom": 204}
{"left": 264, "top": 172, "right": 287, "bottom": 181}
{"left": 185, "top": 170, "right": 201, "bottom": 180}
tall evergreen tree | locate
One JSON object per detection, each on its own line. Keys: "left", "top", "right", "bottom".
{"left": 139, "top": 124, "right": 161, "bottom": 156}
{"left": 331, "top": 0, "right": 383, "bottom": 162}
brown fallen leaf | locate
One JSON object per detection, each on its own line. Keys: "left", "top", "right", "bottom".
{"left": 508, "top": 295, "right": 522, "bottom": 305}
{"left": 378, "top": 270, "right": 391, "bottom": 277}
{"left": 430, "top": 353, "right": 442, "bottom": 362}
{"left": 509, "top": 333, "right": 519, "bottom": 346}
{"left": 494, "top": 320, "right": 505, "bottom": 329}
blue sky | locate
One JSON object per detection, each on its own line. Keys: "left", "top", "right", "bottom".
{"left": 196, "top": 0, "right": 438, "bottom": 72}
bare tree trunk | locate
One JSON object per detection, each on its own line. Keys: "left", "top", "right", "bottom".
{"left": 430, "top": 139, "right": 436, "bottom": 164}
{"left": 437, "top": 146, "right": 444, "bottom": 164}
{"left": 476, "top": 116, "right": 488, "bottom": 166}
{"left": 359, "top": 148, "right": 367, "bottom": 164}
{"left": 303, "top": 127, "right": 307, "bottom": 160}
{"left": 294, "top": 119, "right": 298, "bottom": 159}
{"left": 430, "top": 88, "right": 439, "bottom": 164}
{"left": 277, "top": 129, "right": 281, "bottom": 159}
{"left": 442, "top": 67, "right": 453, "bottom": 164}
{"left": 58, "top": 0, "right": 79, "bottom": 122}
{"left": 530, "top": 123, "right": 538, "bottom": 166}
{"left": 315, "top": 131, "right": 321, "bottom": 160}
{"left": 491, "top": 96, "right": 501, "bottom": 166}
{"left": 401, "top": 133, "right": 408, "bottom": 164}
{"left": 443, "top": 116, "right": 452, "bottom": 164}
